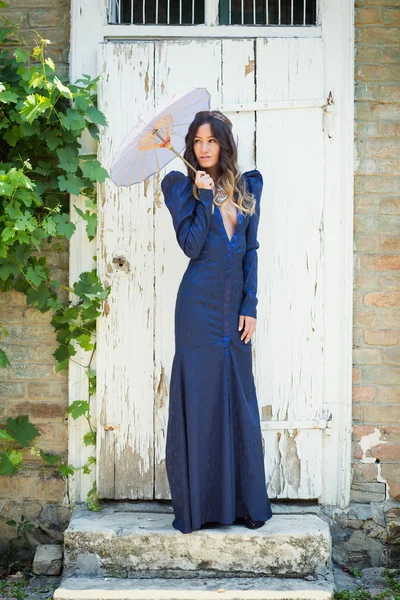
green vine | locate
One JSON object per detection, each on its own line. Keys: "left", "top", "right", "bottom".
{"left": 0, "top": 6, "right": 110, "bottom": 511}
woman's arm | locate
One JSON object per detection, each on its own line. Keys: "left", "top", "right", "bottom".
{"left": 239, "top": 170, "right": 263, "bottom": 319}
{"left": 161, "top": 171, "right": 214, "bottom": 259}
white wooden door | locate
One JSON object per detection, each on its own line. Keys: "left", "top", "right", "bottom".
{"left": 97, "top": 37, "right": 326, "bottom": 500}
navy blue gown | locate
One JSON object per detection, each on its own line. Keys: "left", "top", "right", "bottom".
{"left": 161, "top": 169, "right": 272, "bottom": 534}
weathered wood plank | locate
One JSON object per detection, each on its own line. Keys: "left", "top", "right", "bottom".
{"left": 221, "top": 39, "right": 255, "bottom": 174}
{"left": 97, "top": 42, "right": 155, "bottom": 499}
{"left": 255, "top": 38, "right": 325, "bottom": 499}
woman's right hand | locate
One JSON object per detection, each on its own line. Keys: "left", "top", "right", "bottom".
{"left": 195, "top": 170, "right": 214, "bottom": 190}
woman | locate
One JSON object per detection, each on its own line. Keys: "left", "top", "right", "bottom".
{"left": 161, "top": 110, "right": 272, "bottom": 534}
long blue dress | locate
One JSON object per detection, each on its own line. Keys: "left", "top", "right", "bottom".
{"left": 161, "top": 169, "right": 272, "bottom": 534}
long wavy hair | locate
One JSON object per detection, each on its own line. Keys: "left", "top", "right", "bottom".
{"left": 183, "top": 111, "right": 255, "bottom": 216}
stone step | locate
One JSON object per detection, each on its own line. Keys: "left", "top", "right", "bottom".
{"left": 54, "top": 576, "right": 334, "bottom": 600}
{"left": 64, "top": 509, "right": 331, "bottom": 579}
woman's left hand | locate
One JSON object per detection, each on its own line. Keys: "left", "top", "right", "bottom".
{"left": 238, "top": 315, "right": 256, "bottom": 344}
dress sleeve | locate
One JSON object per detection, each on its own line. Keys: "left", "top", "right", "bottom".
{"left": 239, "top": 170, "right": 263, "bottom": 319}
{"left": 161, "top": 170, "right": 214, "bottom": 259}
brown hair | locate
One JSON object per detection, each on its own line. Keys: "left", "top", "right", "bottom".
{"left": 183, "top": 110, "right": 255, "bottom": 215}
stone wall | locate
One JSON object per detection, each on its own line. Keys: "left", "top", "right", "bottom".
{"left": 0, "top": 0, "right": 71, "bottom": 565}
{"left": 352, "top": 0, "right": 400, "bottom": 503}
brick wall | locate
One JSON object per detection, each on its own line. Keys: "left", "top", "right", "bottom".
{"left": 2, "top": 0, "right": 70, "bottom": 77}
{"left": 0, "top": 1, "right": 71, "bottom": 561}
{"left": 352, "top": 0, "right": 400, "bottom": 502}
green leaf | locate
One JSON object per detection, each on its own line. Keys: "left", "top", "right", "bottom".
{"left": 15, "top": 211, "right": 37, "bottom": 233}
{"left": 54, "top": 76, "right": 72, "bottom": 98}
{"left": 0, "top": 263, "right": 18, "bottom": 280}
{"left": 6, "top": 416, "right": 40, "bottom": 447}
{"left": 73, "top": 206, "right": 97, "bottom": 240}
{"left": 59, "top": 109, "right": 85, "bottom": 132}
{"left": 53, "top": 342, "right": 76, "bottom": 363}
{"left": 26, "top": 282, "right": 51, "bottom": 310}
{"left": 0, "top": 451, "right": 20, "bottom": 475}
{"left": 59, "top": 463, "right": 75, "bottom": 478}
{"left": 57, "top": 173, "right": 84, "bottom": 196}
{"left": 73, "top": 93, "right": 91, "bottom": 111}
{"left": 7, "top": 520, "right": 17, "bottom": 527}
{"left": 42, "top": 217, "right": 57, "bottom": 236}
{"left": 57, "top": 147, "right": 79, "bottom": 173}
{"left": 26, "top": 265, "right": 47, "bottom": 286}
{"left": 45, "top": 130, "right": 62, "bottom": 151}
{"left": 39, "top": 450, "right": 63, "bottom": 464}
{"left": 34, "top": 160, "right": 53, "bottom": 177}
{"left": 0, "top": 348, "right": 11, "bottom": 368}
{"left": 5, "top": 204, "right": 23, "bottom": 220}
{"left": 81, "top": 159, "right": 108, "bottom": 183}
{"left": 0, "top": 89, "right": 19, "bottom": 104}
{"left": 80, "top": 304, "right": 101, "bottom": 322}
{"left": 87, "top": 123, "right": 100, "bottom": 141}
{"left": 30, "top": 227, "right": 48, "bottom": 251}
{"left": 48, "top": 297, "right": 63, "bottom": 312}
{"left": 17, "top": 64, "right": 34, "bottom": 82}
{"left": 83, "top": 431, "right": 96, "bottom": 446}
{"left": 20, "top": 94, "right": 52, "bottom": 124}
{"left": 76, "top": 334, "right": 94, "bottom": 351}
{"left": 53, "top": 212, "right": 76, "bottom": 239}
{"left": 55, "top": 358, "right": 69, "bottom": 373}
{"left": 0, "top": 428, "right": 14, "bottom": 441}
{"left": 45, "top": 57, "right": 55, "bottom": 71}
{"left": 86, "top": 106, "right": 107, "bottom": 127}
{"left": 66, "top": 400, "right": 90, "bottom": 420}
{"left": 84, "top": 212, "right": 97, "bottom": 240}
{"left": 74, "top": 270, "right": 103, "bottom": 297}
{"left": 14, "top": 47, "right": 30, "bottom": 63}
{"left": 28, "top": 71, "right": 44, "bottom": 89}
{"left": 3, "top": 125, "right": 22, "bottom": 147}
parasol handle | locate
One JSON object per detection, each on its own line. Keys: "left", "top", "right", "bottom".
{"left": 165, "top": 143, "right": 197, "bottom": 175}
{"left": 153, "top": 129, "right": 197, "bottom": 175}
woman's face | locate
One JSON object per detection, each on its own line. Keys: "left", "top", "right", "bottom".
{"left": 193, "top": 123, "right": 220, "bottom": 170}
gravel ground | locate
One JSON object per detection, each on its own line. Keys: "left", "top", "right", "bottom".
{"left": 0, "top": 566, "right": 398, "bottom": 599}
{"left": 334, "top": 565, "right": 400, "bottom": 597}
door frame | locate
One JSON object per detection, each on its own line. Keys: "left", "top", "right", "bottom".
{"left": 68, "top": 0, "right": 354, "bottom": 507}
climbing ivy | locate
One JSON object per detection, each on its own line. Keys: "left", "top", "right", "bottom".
{"left": 0, "top": 6, "right": 110, "bottom": 509}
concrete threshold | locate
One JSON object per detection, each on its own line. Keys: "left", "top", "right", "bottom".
{"left": 54, "top": 576, "right": 334, "bottom": 600}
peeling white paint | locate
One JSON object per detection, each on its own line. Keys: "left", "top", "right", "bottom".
{"left": 255, "top": 38, "right": 325, "bottom": 500}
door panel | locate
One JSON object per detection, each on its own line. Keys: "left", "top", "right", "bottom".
{"left": 256, "top": 38, "right": 325, "bottom": 497}
{"left": 97, "top": 42, "right": 156, "bottom": 498}
{"left": 98, "top": 36, "right": 326, "bottom": 500}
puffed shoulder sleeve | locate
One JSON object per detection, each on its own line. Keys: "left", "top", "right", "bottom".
{"left": 239, "top": 170, "right": 263, "bottom": 319}
{"left": 161, "top": 170, "right": 214, "bottom": 259}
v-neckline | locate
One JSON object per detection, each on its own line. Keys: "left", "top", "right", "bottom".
{"left": 215, "top": 204, "right": 243, "bottom": 244}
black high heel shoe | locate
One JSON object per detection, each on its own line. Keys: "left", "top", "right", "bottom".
{"left": 243, "top": 516, "right": 265, "bottom": 529}
{"left": 200, "top": 521, "right": 219, "bottom": 529}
